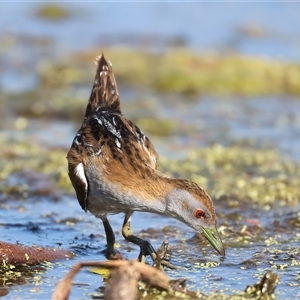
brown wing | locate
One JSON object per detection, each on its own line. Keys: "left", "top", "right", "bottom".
{"left": 67, "top": 110, "right": 158, "bottom": 211}
{"left": 83, "top": 112, "right": 158, "bottom": 170}
{"left": 126, "top": 119, "right": 158, "bottom": 169}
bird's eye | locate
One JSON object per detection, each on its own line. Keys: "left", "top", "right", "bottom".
{"left": 194, "top": 209, "right": 205, "bottom": 219}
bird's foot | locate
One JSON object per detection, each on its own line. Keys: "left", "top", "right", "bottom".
{"left": 105, "top": 248, "right": 124, "bottom": 260}
{"left": 138, "top": 239, "right": 178, "bottom": 269}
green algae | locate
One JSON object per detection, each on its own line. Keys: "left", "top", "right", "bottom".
{"left": 159, "top": 143, "right": 300, "bottom": 208}
{"left": 1, "top": 13, "right": 299, "bottom": 300}
{"left": 135, "top": 118, "right": 177, "bottom": 137}
{"left": 1, "top": 137, "right": 299, "bottom": 209}
{"left": 38, "top": 48, "right": 300, "bottom": 96}
{"left": 0, "top": 124, "right": 299, "bottom": 298}
{"left": 6, "top": 89, "right": 86, "bottom": 122}
{"left": 1, "top": 137, "right": 299, "bottom": 298}
{"left": 35, "top": 4, "right": 71, "bottom": 21}
{"left": 0, "top": 263, "right": 45, "bottom": 289}
{"left": 0, "top": 138, "right": 72, "bottom": 200}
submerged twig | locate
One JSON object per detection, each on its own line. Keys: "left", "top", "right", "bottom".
{"left": 153, "top": 239, "right": 177, "bottom": 270}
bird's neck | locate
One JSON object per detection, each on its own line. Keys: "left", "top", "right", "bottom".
{"left": 127, "top": 172, "right": 186, "bottom": 218}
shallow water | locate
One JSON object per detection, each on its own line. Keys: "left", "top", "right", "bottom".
{"left": 1, "top": 92, "right": 300, "bottom": 299}
{"left": 1, "top": 3, "right": 300, "bottom": 299}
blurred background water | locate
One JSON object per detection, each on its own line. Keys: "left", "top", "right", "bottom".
{"left": 2, "top": 2, "right": 300, "bottom": 58}
{"left": 1, "top": 2, "right": 300, "bottom": 159}
{"left": 1, "top": 2, "right": 300, "bottom": 299}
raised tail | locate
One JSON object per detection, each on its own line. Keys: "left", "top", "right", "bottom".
{"left": 85, "top": 54, "right": 121, "bottom": 117}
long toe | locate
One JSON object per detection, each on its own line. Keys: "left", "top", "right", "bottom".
{"left": 138, "top": 240, "right": 157, "bottom": 263}
{"left": 138, "top": 240, "right": 178, "bottom": 269}
{"left": 141, "top": 240, "right": 157, "bottom": 257}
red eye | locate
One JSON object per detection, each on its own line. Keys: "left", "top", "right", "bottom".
{"left": 194, "top": 209, "right": 205, "bottom": 219}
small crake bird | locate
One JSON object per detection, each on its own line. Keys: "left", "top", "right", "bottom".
{"left": 67, "top": 54, "right": 225, "bottom": 264}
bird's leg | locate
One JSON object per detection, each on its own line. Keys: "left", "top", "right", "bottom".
{"left": 122, "top": 213, "right": 177, "bottom": 269}
{"left": 122, "top": 212, "right": 157, "bottom": 263}
{"left": 102, "top": 217, "right": 122, "bottom": 260}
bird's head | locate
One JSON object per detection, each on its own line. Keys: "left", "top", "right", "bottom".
{"left": 166, "top": 179, "right": 225, "bottom": 257}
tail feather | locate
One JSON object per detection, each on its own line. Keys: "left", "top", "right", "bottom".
{"left": 85, "top": 54, "right": 121, "bottom": 117}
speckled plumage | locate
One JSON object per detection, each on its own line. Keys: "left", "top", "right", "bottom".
{"left": 67, "top": 54, "right": 225, "bottom": 262}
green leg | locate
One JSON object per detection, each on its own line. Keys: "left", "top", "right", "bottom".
{"left": 122, "top": 212, "right": 157, "bottom": 263}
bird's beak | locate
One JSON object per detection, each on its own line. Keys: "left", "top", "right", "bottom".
{"left": 201, "top": 226, "right": 225, "bottom": 257}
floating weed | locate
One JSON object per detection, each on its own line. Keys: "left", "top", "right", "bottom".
{"left": 194, "top": 261, "right": 220, "bottom": 269}
{"left": 9, "top": 88, "right": 86, "bottom": 121}
{"left": 38, "top": 48, "right": 300, "bottom": 96}
{"left": 89, "top": 267, "right": 110, "bottom": 280}
{"left": 135, "top": 118, "right": 177, "bottom": 137}
{"left": 159, "top": 143, "right": 300, "bottom": 208}
{"left": 1, "top": 136, "right": 299, "bottom": 297}
{"left": 1, "top": 138, "right": 299, "bottom": 208}
{"left": 0, "top": 264, "right": 46, "bottom": 288}
{"left": 34, "top": 4, "right": 71, "bottom": 21}
{"left": 0, "top": 137, "right": 72, "bottom": 199}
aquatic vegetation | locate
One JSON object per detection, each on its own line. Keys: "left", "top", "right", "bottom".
{"left": 159, "top": 143, "right": 300, "bottom": 207}
{"left": 134, "top": 118, "right": 177, "bottom": 137}
{"left": 1, "top": 135, "right": 298, "bottom": 296}
{"left": 1, "top": 138, "right": 299, "bottom": 208}
{"left": 34, "top": 4, "right": 71, "bottom": 21}
{"left": 0, "top": 137, "right": 72, "bottom": 200}
{"left": 1, "top": 47, "right": 300, "bottom": 298}
{"left": 38, "top": 48, "right": 300, "bottom": 96}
